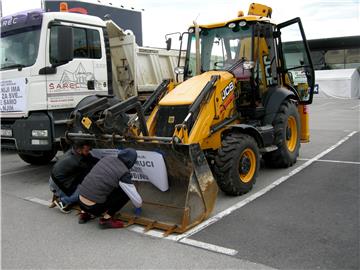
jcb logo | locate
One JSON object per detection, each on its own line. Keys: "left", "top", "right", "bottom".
{"left": 221, "top": 82, "right": 234, "bottom": 100}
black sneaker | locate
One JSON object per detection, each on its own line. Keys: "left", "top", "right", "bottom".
{"left": 53, "top": 199, "right": 71, "bottom": 214}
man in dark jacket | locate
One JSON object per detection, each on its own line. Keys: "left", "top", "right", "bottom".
{"left": 78, "top": 148, "right": 142, "bottom": 229}
{"left": 49, "top": 141, "right": 98, "bottom": 213}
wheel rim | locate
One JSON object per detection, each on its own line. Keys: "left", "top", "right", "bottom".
{"left": 286, "top": 116, "right": 298, "bottom": 152}
{"left": 239, "top": 148, "right": 256, "bottom": 183}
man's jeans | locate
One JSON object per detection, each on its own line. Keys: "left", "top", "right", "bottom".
{"left": 49, "top": 177, "right": 80, "bottom": 205}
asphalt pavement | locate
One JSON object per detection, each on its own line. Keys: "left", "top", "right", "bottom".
{"left": 190, "top": 133, "right": 359, "bottom": 269}
{"left": 1, "top": 96, "right": 359, "bottom": 269}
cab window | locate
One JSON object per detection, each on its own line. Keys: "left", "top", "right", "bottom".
{"left": 50, "top": 26, "right": 101, "bottom": 64}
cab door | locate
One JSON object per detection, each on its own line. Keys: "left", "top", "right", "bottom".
{"left": 46, "top": 22, "right": 107, "bottom": 110}
{"left": 276, "top": 17, "right": 315, "bottom": 104}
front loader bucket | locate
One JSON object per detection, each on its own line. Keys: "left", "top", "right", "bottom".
{"left": 116, "top": 141, "right": 218, "bottom": 235}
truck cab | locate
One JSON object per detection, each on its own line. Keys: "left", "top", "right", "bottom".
{"left": 1, "top": 10, "right": 111, "bottom": 164}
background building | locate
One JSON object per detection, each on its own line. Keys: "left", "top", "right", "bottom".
{"left": 289, "top": 35, "right": 360, "bottom": 98}
{"left": 308, "top": 36, "right": 360, "bottom": 70}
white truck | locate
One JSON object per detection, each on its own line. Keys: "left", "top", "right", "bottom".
{"left": 0, "top": 9, "right": 183, "bottom": 164}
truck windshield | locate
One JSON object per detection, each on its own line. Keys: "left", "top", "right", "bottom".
{"left": 1, "top": 28, "right": 41, "bottom": 70}
{"left": 186, "top": 23, "right": 253, "bottom": 77}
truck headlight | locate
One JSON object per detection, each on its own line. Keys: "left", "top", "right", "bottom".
{"left": 1, "top": 129, "right": 12, "bottom": 137}
{"left": 31, "top": 129, "right": 48, "bottom": 137}
{"left": 31, "top": 139, "right": 49, "bottom": 145}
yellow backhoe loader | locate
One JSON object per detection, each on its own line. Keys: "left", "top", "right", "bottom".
{"left": 66, "top": 3, "right": 315, "bottom": 235}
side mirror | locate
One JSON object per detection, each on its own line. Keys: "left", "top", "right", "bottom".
{"left": 55, "top": 26, "right": 74, "bottom": 66}
{"left": 166, "top": 38, "right": 172, "bottom": 51}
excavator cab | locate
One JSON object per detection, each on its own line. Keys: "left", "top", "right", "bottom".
{"left": 183, "top": 16, "right": 314, "bottom": 105}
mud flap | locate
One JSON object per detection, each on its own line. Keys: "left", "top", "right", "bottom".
{"left": 114, "top": 141, "right": 218, "bottom": 235}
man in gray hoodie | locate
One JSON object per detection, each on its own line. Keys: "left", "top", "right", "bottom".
{"left": 78, "top": 148, "right": 142, "bottom": 229}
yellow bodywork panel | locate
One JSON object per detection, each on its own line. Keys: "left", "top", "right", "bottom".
{"left": 239, "top": 36, "right": 269, "bottom": 61}
{"left": 298, "top": 104, "right": 310, "bottom": 143}
{"left": 255, "top": 37, "right": 271, "bottom": 91}
{"left": 188, "top": 71, "right": 238, "bottom": 149}
{"left": 248, "top": 3, "right": 272, "bottom": 17}
{"left": 159, "top": 71, "right": 230, "bottom": 106}
{"left": 148, "top": 70, "right": 238, "bottom": 150}
{"left": 195, "top": 3, "right": 273, "bottom": 29}
{"left": 239, "top": 36, "right": 270, "bottom": 91}
{"left": 196, "top": 15, "right": 273, "bottom": 29}
{"left": 146, "top": 106, "right": 159, "bottom": 135}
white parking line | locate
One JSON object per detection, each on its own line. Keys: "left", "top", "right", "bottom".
{"left": 127, "top": 225, "right": 238, "bottom": 256}
{"left": 128, "top": 225, "right": 178, "bottom": 240}
{"left": 1, "top": 167, "right": 45, "bottom": 177}
{"left": 179, "top": 238, "right": 238, "bottom": 256}
{"left": 298, "top": 158, "right": 360, "bottom": 165}
{"left": 24, "top": 196, "right": 51, "bottom": 206}
{"left": 173, "top": 131, "right": 358, "bottom": 241}
{"left": 350, "top": 104, "right": 360, "bottom": 109}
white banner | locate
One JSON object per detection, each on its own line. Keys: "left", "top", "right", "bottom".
{"left": 91, "top": 149, "right": 169, "bottom": 192}
{"left": 0, "top": 78, "right": 26, "bottom": 112}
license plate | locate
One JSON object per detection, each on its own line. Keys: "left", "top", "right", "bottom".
{"left": 0, "top": 129, "right": 12, "bottom": 137}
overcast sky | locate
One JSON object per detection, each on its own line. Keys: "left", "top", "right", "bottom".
{"left": 1, "top": 0, "right": 359, "bottom": 47}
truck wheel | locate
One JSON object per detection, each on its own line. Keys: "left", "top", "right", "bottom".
{"left": 264, "top": 100, "right": 300, "bottom": 168}
{"left": 214, "top": 133, "right": 260, "bottom": 196}
{"left": 18, "top": 150, "right": 57, "bottom": 165}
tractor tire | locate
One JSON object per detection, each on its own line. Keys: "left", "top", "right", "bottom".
{"left": 18, "top": 150, "right": 57, "bottom": 165}
{"left": 263, "top": 99, "right": 300, "bottom": 168}
{"left": 214, "top": 133, "right": 260, "bottom": 196}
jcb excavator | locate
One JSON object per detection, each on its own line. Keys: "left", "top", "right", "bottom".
{"left": 66, "top": 3, "right": 315, "bottom": 235}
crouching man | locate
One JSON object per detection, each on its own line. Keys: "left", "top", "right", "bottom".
{"left": 49, "top": 141, "right": 99, "bottom": 213}
{"left": 78, "top": 148, "right": 142, "bottom": 229}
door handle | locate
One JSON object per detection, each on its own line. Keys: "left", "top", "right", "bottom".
{"left": 39, "top": 66, "right": 57, "bottom": 75}
{"left": 87, "top": 80, "right": 95, "bottom": 90}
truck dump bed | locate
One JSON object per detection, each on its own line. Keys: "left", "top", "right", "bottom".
{"left": 106, "top": 21, "right": 184, "bottom": 101}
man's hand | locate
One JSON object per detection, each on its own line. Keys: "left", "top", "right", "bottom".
{"left": 135, "top": 207, "right": 142, "bottom": 216}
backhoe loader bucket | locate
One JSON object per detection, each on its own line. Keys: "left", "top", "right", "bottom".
{"left": 65, "top": 93, "right": 218, "bottom": 235}
{"left": 116, "top": 141, "right": 218, "bottom": 236}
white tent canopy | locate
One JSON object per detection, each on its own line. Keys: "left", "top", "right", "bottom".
{"left": 315, "top": 69, "right": 360, "bottom": 99}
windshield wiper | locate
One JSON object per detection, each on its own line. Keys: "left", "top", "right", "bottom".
{"left": 0, "top": 64, "right": 26, "bottom": 71}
